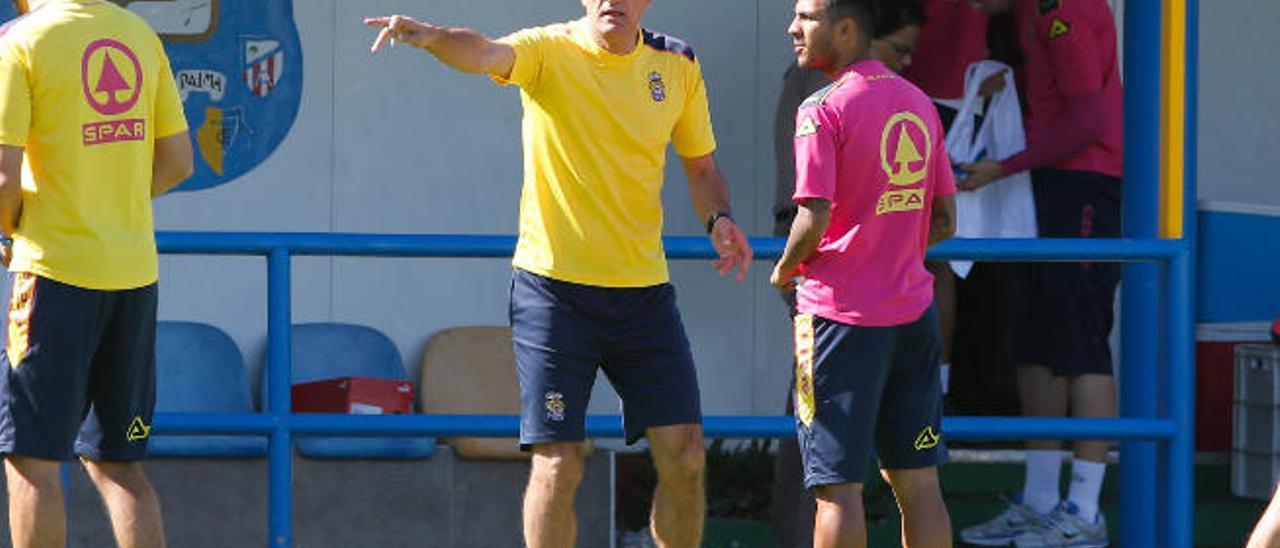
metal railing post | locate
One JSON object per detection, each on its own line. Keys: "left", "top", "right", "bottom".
{"left": 1121, "top": 0, "right": 1163, "bottom": 545}
{"left": 1171, "top": 2, "right": 1200, "bottom": 545}
{"left": 1167, "top": 248, "right": 1195, "bottom": 547}
{"left": 267, "top": 248, "right": 293, "bottom": 548}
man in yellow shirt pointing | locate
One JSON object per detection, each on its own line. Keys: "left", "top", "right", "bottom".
{"left": 0, "top": 1, "right": 193, "bottom": 547}
{"left": 366, "top": 1, "right": 753, "bottom": 546}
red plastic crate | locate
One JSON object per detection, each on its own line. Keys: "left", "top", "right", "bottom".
{"left": 292, "top": 377, "right": 415, "bottom": 415}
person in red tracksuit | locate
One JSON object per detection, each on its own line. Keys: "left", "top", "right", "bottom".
{"left": 959, "top": 0, "right": 1123, "bottom": 546}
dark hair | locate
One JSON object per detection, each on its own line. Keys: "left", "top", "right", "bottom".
{"left": 825, "top": 0, "right": 876, "bottom": 43}
{"left": 874, "top": 0, "right": 928, "bottom": 39}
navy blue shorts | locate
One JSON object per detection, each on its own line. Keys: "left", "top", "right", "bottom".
{"left": 509, "top": 269, "right": 701, "bottom": 447}
{"left": 1005, "top": 169, "right": 1121, "bottom": 376}
{"left": 794, "top": 306, "right": 946, "bottom": 488}
{"left": 0, "top": 273, "right": 158, "bottom": 462}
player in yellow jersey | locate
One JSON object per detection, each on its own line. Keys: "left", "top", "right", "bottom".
{"left": 0, "top": 1, "right": 192, "bottom": 546}
{"left": 365, "top": 1, "right": 752, "bottom": 547}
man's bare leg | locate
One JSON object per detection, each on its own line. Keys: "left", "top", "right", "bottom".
{"left": 1070, "top": 373, "right": 1116, "bottom": 462}
{"left": 5, "top": 456, "right": 65, "bottom": 548}
{"left": 647, "top": 424, "right": 705, "bottom": 548}
{"left": 813, "top": 483, "right": 865, "bottom": 548}
{"left": 882, "top": 467, "right": 952, "bottom": 547}
{"left": 82, "top": 459, "right": 166, "bottom": 548}
{"left": 523, "top": 442, "right": 586, "bottom": 548}
{"left": 1017, "top": 364, "right": 1068, "bottom": 512}
{"left": 1017, "top": 364, "right": 1069, "bottom": 452}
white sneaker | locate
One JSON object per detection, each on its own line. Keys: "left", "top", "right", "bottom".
{"left": 959, "top": 495, "right": 1049, "bottom": 546}
{"left": 1013, "top": 501, "right": 1108, "bottom": 548}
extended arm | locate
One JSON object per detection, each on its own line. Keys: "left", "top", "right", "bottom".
{"left": 959, "top": 91, "right": 1106, "bottom": 190}
{"left": 152, "top": 132, "right": 194, "bottom": 198}
{"left": 683, "top": 153, "right": 752, "bottom": 281}
{"left": 929, "top": 193, "right": 957, "bottom": 247}
{"left": 0, "top": 144, "right": 21, "bottom": 238}
{"left": 771, "top": 198, "right": 830, "bottom": 292}
{"left": 365, "top": 15, "right": 515, "bottom": 79}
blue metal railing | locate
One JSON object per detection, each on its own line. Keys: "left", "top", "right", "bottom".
{"left": 1121, "top": 0, "right": 1164, "bottom": 543}
{"left": 152, "top": 233, "right": 1194, "bottom": 547}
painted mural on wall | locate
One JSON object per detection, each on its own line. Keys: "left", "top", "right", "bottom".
{"left": 0, "top": 0, "right": 303, "bottom": 192}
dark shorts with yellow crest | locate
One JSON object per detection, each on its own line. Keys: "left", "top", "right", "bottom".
{"left": 0, "top": 273, "right": 157, "bottom": 462}
{"left": 509, "top": 268, "right": 701, "bottom": 449}
{"left": 793, "top": 305, "right": 946, "bottom": 489}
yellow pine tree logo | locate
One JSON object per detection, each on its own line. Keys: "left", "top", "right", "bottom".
{"left": 880, "top": 112, "right": 931, "bottom": 187}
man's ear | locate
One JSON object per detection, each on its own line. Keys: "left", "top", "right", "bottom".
{"left": 835, "top": 16, "right": 857, "bottom": 46}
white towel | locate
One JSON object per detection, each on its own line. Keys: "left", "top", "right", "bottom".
{"left": 944, "top": 60, "right": 1038, "bottom": 277}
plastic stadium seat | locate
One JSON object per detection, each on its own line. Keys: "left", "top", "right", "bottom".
{"left": 265, "top": 323, "right": 436, "bottom": 459}
{"left": 151, "top": 321, "right": 267, "bottom": 458}
{"left": 420, "top": 326, "right": 591, "bottom": 460}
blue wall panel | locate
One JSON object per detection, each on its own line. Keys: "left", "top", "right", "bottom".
{"left": 1198, "top": 210, "right": 1280, "bottom": 322}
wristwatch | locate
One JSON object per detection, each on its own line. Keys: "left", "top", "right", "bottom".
{"left": 705, "top": 211, "right": 732, "bottom": 234}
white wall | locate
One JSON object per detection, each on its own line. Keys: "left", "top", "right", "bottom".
{"left": 155, "top": 0, "right": 801, "bottom": 417}
{"left": 1197, "top": 0, "right": 1280, "bottom": 208}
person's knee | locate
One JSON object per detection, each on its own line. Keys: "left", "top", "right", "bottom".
{"left": 82, "top": 460, "right": 154, "bottom": 494}
{"left": 883, "top": 467, "right": 942, "bottom": 505}
{"left": 814, "top": 483, "right": 863, "bottom": 510}
{"left": 5, "top": 456, "right": 62, "bottom": 491}
{"left": 530, "top": 443, "right": 586, "bottom": 492}
{"left": 651, "top": 427, "right": 705, "bottom": 485}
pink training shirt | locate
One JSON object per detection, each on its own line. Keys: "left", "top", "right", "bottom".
{"left": 1016, "top": 0, "right": 1124, "bottom": 177}
{"left": 793, "top": 60, "right": 956, "bottom": 327}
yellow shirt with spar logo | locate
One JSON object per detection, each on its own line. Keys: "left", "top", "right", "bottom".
{"left": 0, "top": 0, "right": 187, "bottom": 290}
{"left": 495, "top": 20, "right": 717, "bottom": 288}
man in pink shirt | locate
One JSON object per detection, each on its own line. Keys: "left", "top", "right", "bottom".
{"left": 959, "top": 0, "right": 1122, "bottom": 546}
{"left": 773, "top": 1, "right": 957, "bottom": 546}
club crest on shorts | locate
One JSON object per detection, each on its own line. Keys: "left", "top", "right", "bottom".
{"left": 648, "top": 71, "right": 666, "bottom": 102}
{"left": 545, "top": 391, "right": 567, "bottom": 422}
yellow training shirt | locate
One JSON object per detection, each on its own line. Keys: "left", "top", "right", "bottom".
{"left": 495, "top": 20, "right": 717, "bottom": 287}
{"left": 0, "top": 0, "right": 187, "bottom": 290}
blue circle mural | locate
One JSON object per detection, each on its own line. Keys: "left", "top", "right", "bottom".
{"left": 1, "top": 0, "right": 304, "bottom": 193}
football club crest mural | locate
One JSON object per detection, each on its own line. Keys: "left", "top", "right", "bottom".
{"left": 0, "top": 0, "right": 304, "bottom": 192}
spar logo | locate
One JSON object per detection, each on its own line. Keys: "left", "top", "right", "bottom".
{"left": 0, "top": 0, "right": 307, "bottom": 189}
{"left": 81, "top": 39, "right": 145, "bottom": 146}
{"left": 876, "top": 111, "right": 932, "bottom": 216}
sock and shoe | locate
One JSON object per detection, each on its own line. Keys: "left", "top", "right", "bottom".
{"left": 1066, "top": 459, "right": 1106, "bottom": 523}
{"left": 1022, "top": 450, "right": 1064, "bottom": 514}
{"left": 960, "top": 453, "right": 1109, "bottom": 547}
{"left": 1013, "top": 459, "right": 1109, "bottom": 548}
{"left": 959, "top": 493, "right": 1049, "bottom": 546}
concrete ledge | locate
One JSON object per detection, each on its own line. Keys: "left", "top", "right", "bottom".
{"left": 43, "top": 446, "right": 612, "bottom": 547}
